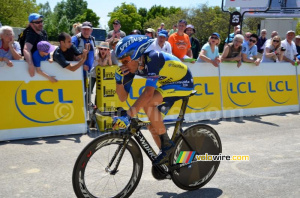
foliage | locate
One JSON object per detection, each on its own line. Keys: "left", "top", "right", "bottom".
{"left": 65, "top": 0, "right": 87, "bottom": 21}
{"left": 108, "top": 3, "right": 142, "bottom": 35}
{"left": 57, "top": 16, "right": 70, "bottom": 34}
{"left": 0, "top": 0, "right": 39, "bottom": 27}
{"left": 73, "top": 9, "right": 100, "bottom": 27}
{"left": 242, "top": 17, "right": 264, "bottom": 34}
{"left": 187, "top": 5, "right": 230, "bottom": 52}
{"left": 38, "top": 2, "right": 52, "bottom": 18}
{"left": 296, "top": 20, "right": 300, "bottom": 35}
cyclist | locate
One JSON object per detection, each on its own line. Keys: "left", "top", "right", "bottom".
{"left": 113, "top": 35, "right": 194, "bottom": 165}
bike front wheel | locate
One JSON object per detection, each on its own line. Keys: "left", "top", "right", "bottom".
{"left": 72, "top": 133, "right": 143, "bottom": 198}
{"left": 170, "top": 124, "right": 222, "bottom": 190}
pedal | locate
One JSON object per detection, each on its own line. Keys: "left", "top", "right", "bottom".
{"left": 151, "top": 165, "right": 169, "bottom": 180}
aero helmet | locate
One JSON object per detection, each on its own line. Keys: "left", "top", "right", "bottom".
{"left": 115, "top": 35, "right": 154, "bottom": 60}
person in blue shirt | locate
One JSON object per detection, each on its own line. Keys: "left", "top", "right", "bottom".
{"left": 197, "top": 32, "right": 221, "bottom": 67}
{"left": 32, "top": 41, "right": 57, "bottom": 82}
{"left": 242, "top": 34, "right": 261, "bottom": 66}
{"left": 71, "top": 21, "right": 94, "bottom": 74}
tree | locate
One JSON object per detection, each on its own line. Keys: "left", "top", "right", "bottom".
{"left": 58, "top": 16, "right": 70, "bottom": 33}
{"left": 242, "top": 17, "right": 264, "bottom": 34}
{"left": 38, "top": 1, "right": 52, "bottom": 18}
{"left": 108, "top": 3, "right": 142, "bottom": 34}
{"left": 138, "top": 7, "right": 148, "bottom": 32}
{"left": 65, "top": 0, "right": 87, "bottom": 21}
{"left": 73, "top": 9, "right": 100, "bottom": 27}
{"left": 296, "top": 20, "right": 300, "bottom": 35}
{"left": 0, "top": 0, "right": 39, "bottom": 27}
{"left": 53, "top": 0, "right": 67, "bottom": 25}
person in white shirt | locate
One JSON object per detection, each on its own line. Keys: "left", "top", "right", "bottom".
{"left": 281, "top": 30, "right": 300, "bottom": 66}
{"left": 145, "top": 30, "right": 172, "bottom": 54}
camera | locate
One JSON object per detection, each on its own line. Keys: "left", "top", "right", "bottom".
{"left": 281, "top": 47, "right": 286, "bottom": 51}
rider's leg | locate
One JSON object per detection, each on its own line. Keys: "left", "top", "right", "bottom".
{"left": 143, "top": 90, "right": 164, "bottom": 148}
{"left": 143, "top": 90, "right": 174, "bottom": 164}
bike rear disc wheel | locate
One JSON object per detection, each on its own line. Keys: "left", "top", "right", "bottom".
{"left": 170, "top": 124, "right": 222, "bottom": 190}
{"left": 72, "top": 133, "right": 143, "bottom": 198}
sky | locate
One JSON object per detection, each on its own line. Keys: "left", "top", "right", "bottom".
{"left": 36, "top": 0, "right": 221, "bottom": 28}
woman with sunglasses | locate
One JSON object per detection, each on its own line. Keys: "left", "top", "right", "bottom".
{"left": 90, "top": 42, "right": 112, "bottom": 92}
{"left": 197, "top": 32, "right": 221, "bottom": 67}
{"left": 261, "top": 35, "right": 284, "bottom": 63}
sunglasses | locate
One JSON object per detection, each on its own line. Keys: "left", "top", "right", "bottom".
{"left": 31, "top": 20, "right": 43, "bottom": 24}
{"left": 211, "top": 37, "right": 218, "bottom": 40}
{"left": 119, "top": 58, "right": 133, "bottom": 65}
{"left": 113, "top": 23, "right": 119, "bottom": 25}
{"left": 249, "top": 39, "right": 257, "bottom": 43}
{"left": 273, "top": 40, "right": 280, "bottom": 43}
{"left": 100, "top": 48, "right": 109, "bottom": 51}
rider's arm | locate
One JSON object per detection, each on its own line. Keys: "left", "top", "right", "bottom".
{"left": 127, "top": 75, "right": 158, "bottom": 117}
{"left": 116, "top": 84, "right": 129, "bottom": 102}
{"left": 127, "top": 86, "right": 155, "bottom": 117}
{"left": 115, "top": 72, "right": 135, "bottom": 102}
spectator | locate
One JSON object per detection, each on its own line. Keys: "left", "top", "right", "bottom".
{"left": 72, "top": 22, "right": 82, "bottom": 35}
{"left": 145, "top": 28, "right": 156, "bottom": 38}
{"left": 23, "top": 13, "right": 48, "bottom": 77}
{"left": 0, "top": 26, "right": 22, "bottom": 67}
{"left": 33, "top": 41, "right": 56, "bottom": 82}
{"left": 263, "top": 31, "right": 278, "bottom": 49}
{"left": 110, "top": 38, "right": 120, "bottom": 65}
{"left": 257, "top": 29, "right": 267, "bottom": 55}
{"left": 243, "top": 32, "right": 252, "bottom": 43}
{"left": 221, "top": 34, "right": 244, "bottom": 67}
{"left": 91, "top": 42, "right": 112, "bottom": 92}
{"left": 225, "top": 25, "right": 240, "bottom": 44}
{"left": 281, "top": 30, "right": 299, "bottom": 66}
{"left": 95, "top": 42, "right": 112, "bottom": 66}
{"left": 130, "top": 29, "right": 141, "bottom": 35}
{"left": 169, "top": 24, "right": 178, "bottom": 36}
{"left": 106, "top": 19, "right": 126, "bottom": 42}
{"left": 157, "top": 23, "right": 165, "bottom": 33}
{"left": 53, "top": 32, "right": 88, "bottom": 71}
{"left": 145, "top": 30, "right": 172, "bottom": 54}
{"left": 184, "top": 24, "right": 200, "bottom": 59}
{"left": 197, "top": 32, "right": 221, "bottom": 67}
{"left": 242, "top": 33, "right": 261, "bottom": 66}
{"left": 72, "top": 21, "right": 95, "bottom": 74}
{"left": 168, "top": 19, "right": 193, "bottom": 61}
{"left": 261, "top": 35, "right": 284, "bottom": 63}
{"left": 295, "top": 35, "right": 300, "bottom": 60}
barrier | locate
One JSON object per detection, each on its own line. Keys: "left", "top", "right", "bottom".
{"left": 220, "top": 62, "right": 299, "bottom": 117}
{"left": 0, "top": 61, "right": 86, "bottom": 141}
{"left": 1, "top": 60, "right": 299, "bottom": 141}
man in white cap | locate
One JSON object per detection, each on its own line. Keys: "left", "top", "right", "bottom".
{"left": 23, "top": 13, "right": 48, "bottom": 77}
{"left": 281, "top": 30, "right": 299, "bottom": 66}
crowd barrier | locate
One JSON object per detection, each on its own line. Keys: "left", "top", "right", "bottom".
{"left": 0, "top": 61, "right": 86, "bottom": 141}
{"left": 0, "top": 61, "right": 299, "bottom": 141}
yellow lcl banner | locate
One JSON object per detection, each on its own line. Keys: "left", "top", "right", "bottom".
{"left": 0, "top": 81, "right": 85, "bottom": 130}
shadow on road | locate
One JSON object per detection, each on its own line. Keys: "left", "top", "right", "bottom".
{"left": 156, "top": 187, "right": 223, "bottom": 198}
{"left": 0, "top": 133, "right": 84, "bottom": 146}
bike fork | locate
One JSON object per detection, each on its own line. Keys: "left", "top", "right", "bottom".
{"left": 105, "top": 138, "right": 130, "bottom": 175}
